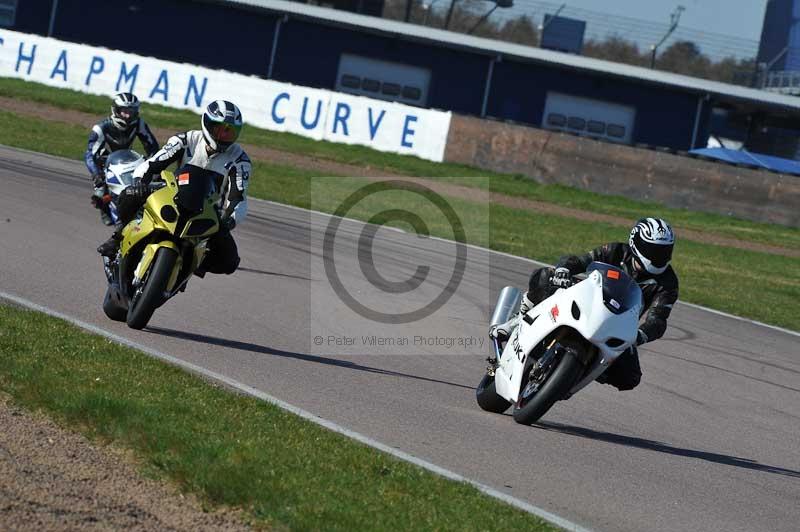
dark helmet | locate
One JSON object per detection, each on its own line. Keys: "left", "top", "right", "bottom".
{"left": 629, "top": 217, "right": 675, "bottom": 275}
{"left": 110, "top": 92, "right": 141, "bottom": 131}
{"left": 202, "top": 100, "right": 243, "bottom": 153}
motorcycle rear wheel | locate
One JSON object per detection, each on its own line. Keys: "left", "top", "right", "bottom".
{"left": 476, "top": 373, "right": 512, "bottom": 413}
{"left": 126, "top": 247, "right": 177, "bottom": 330}
{"left": 512, "top": 340, "right": 584, "bottom": 425}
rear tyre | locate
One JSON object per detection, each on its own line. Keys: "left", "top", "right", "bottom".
{"left": 512, "top": 340, "right": 585, "bottom": 425}
{"left": 102, "top": 283, "right": 127, "bottom": 322}
{"left": 126, "top": 247, "right": 177, "bottom": 330}
{"left": 476, "top": 373, "right": 512, "bottom": 413}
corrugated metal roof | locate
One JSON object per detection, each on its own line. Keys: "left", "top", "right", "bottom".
{"left": 216, "top": 0, "right": 800, "bottom": 112}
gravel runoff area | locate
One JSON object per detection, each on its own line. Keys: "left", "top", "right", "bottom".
{"left": 0, "top": 392, "right": 251, "bottom": 531}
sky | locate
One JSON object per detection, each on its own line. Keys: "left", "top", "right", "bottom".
{"left": 525, "top": 0, "right": 769, "bottom": 42}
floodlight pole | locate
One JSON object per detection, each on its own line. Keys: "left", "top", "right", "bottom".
{"left": 48, "top": 0, "right": 60, "bottom": 37}
{"left": 468, "top": 4, "right": 499, "bottom": 34}
{"left": 650, "top": 5, "right": 685, "bottom": 68}
{"left": 444, "top": 0, "right": 458, "bottom": 29}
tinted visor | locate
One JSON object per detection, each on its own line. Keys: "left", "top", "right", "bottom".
{"left": 203, "top": 115, "right": 242, "bottom": 146}
{"left": 115, "top": 106, "right": 139, "bottom": 123}
{"left": 633, "top": 235, "right": 673, "bottom": 268}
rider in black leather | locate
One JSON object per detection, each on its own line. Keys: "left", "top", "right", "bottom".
{"left": 85, "top": 93, "right": 158, "bottom": 224}
{"left": 491, "top": 218, "right": 679, "bottom": 391}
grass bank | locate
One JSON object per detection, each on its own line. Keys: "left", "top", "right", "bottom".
{"left": 2, "top": 76, "right": 798, "bottom": 250}
{"left": 0, "top": 303, "right": 560, "bottom": 531}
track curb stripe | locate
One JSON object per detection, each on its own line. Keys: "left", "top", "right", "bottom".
{"left": 0, "top": 290, "right": 593, "bottom": 532}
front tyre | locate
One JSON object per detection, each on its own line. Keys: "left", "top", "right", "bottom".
{"left": 512, "top": 343, "right": 584, "bottom": 425}
{"left": 476, "top": 373, "right": 512, "bottom": 413}
{"left": 102, "top": 283, "right": 127, "bottom": 322}
{"left": 126, "top": 247, "right": 177, "bottom": 330}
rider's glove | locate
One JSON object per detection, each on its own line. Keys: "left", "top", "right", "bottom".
{"left": 551, "top": 267, "right": 572, "bottom": 288}
{"left": 92, "top": 173, "right": 105, "bottom": 188}
{"left": 489, "top": 321, "right": 514, "bottom": 341}
{"left": 220, "top": 216, "right": 236, "bottom": 232}
{"left": 132, "top": 182, "right": 150, "bottom": 199}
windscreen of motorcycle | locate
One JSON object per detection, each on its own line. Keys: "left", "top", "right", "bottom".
{"left": 104, "top": 149, "right": 144, "bottom": 188}
{"left": 173, "top": 164, "right": 217, "bottom": 215}
{"left": 586, "top": 262, "right": 642, "bottom": 315}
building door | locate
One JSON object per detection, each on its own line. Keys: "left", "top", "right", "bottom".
{"left": 542, "top": 92, "right": 636, "bottom": 144}
{"left": 335, "top": 53, "right": 431, "bottom": 107}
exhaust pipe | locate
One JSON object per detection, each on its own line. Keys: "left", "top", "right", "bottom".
{"left": 488, "top": 286, "right": 522, "bottom": 359}
{"left": 490, "top": 286, "right": 522, "bottom": 326}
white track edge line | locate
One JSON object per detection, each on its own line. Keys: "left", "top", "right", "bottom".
{"left": 258, "top": 198, "right": 800, "bottom": 339}
{"left": 0, "top": 290, "right": 593, "bottom": 532}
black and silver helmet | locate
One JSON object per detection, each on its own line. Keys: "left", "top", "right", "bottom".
{"left": 110, "top": 92, "right": 140, "bottom": 131}
{"left": 629, "top": 217, "right": 675, "bottom": 275}
{"left": 202, "top": 100, "right": 243, "bottom": 153}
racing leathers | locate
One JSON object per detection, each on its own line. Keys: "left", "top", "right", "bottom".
{"left": 85, "top": 117, "right": 159, "bottom": 181}
{"left": 524, "top": 242, "right": 679, "bottom": 391}
{"left": 100, "top": 131, "right": 251, "bottom": 275}
{"left": 85, "top": 118, "right": 159, "bottom": 222}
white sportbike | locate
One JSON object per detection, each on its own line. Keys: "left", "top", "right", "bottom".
{"left": 93, "top": 149, "right": 145, "bottom": 226}
{"left": 476, "top": 262, "right": 643, "bottom": 425}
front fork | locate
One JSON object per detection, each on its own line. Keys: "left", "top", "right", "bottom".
{"left": 486, "top": 338, "right": 503, "bottom": 376}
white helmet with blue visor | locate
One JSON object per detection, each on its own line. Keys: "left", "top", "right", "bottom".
{"left": 202, "top": 100, "right": 243, "bottom": 153}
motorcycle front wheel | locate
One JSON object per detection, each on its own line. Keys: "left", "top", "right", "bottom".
{"left": 126, "top": 247, "right": 177, "bottom": 330}
{"left": 476, "top": 373, "right": 512, "bottom": 413}
{"left": 102, "top": 283, "right": 127, "bottom": 322}
{"left": 512, "top": 340, "right": 584, "bottom": 425}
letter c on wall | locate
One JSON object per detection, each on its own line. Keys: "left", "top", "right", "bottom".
{"left": 272, "top": 92, "right": 290, "bottom": 124}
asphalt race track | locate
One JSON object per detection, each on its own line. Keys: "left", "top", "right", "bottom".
{"left": 1, "top": 145, "right": 799, "bottom": 532}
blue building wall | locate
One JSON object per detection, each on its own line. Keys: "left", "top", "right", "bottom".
{"left": 10, "top": 0, "right": 53, "bottom": 36}
{"left": 488, "top": 60, "right": 699, "bottom": 149}
{"left": 757, "top": 0, "right": 799, "bottom": 71}
{"left": 788, "top": 1, "right": 800, "bottom": 70}
{"left": 12, "top": 0, "right": 276, "bottom": 77}
{"left": 6, "top": 0, "right": 702, "bottom": 150}
{"left": 273, "top": 19, "right": 489, "bottom": 114}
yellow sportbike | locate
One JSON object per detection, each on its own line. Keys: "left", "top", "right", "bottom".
{"left": 102, "top": 167, "right": 221, "bottom": 330}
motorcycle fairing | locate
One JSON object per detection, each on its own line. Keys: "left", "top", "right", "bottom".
{"left": 494, "top": 268, "right": 642, "bottom": 403}
{"left": 120, "top": 185, "right": 179, "bottom": 257}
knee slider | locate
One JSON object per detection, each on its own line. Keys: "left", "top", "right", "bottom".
{"left": 615, "top": 372, "right": 641, "bottom": 391}
{"left": 224, "top": 255, "right": 241, "bottom": 275}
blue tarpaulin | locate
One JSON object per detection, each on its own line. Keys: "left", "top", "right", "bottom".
{"left": 689, "top": 148, "right": 800, "bottom": 176}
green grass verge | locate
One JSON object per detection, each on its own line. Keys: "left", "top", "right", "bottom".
{"left": 0, "top": 303, "right": 560, "bottom": 531}
{"left": 2, "top": 76, "right": 798, "bottom": 250}
{"left": 1, "top": 106, "right": 798, "bottom": 330}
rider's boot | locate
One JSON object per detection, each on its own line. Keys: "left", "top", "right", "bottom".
{"left": 97, "top": 229, "right": 121, "bottom": 258}
{"left": 489, "top": 293, "right": 535, "bottom": 341}
{"left": 100, "top": 207, "right": 113, "bottom": 226}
